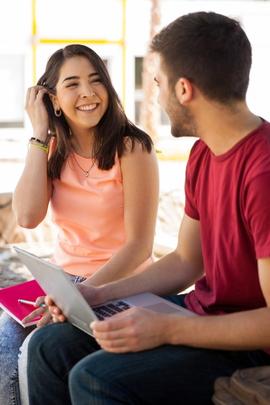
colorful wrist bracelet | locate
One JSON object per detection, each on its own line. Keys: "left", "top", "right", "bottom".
{"left": 29, "top": 140, "right": 49, "bottom": 153}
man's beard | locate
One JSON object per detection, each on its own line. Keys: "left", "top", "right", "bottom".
{"left": 166, "top": 96, "right": 196, "bottom": 138}
{"left": 171, "top": 122, "right": 195, "bottom": 138}
{"left": 171, "top": 107, "right": 196, "bottom": 138}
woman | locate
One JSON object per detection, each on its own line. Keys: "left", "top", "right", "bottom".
{"left": 0, "top": 44, "right": 159, "bottom": 404}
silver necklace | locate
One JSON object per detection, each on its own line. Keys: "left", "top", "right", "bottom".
{"left": 71, "top": 153, "right": 94, "bottom": 177}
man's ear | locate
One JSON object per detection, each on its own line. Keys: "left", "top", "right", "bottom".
{"left": 175, "top": 78, "right": 193, "bottom": 105}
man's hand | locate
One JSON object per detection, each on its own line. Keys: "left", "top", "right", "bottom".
{"left": 91, "top": 307, "right": 173, "bottom": 353}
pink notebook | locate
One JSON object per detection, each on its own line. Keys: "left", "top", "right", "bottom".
{"left": 0, "top": 279, "right": 46, "bottom": 327}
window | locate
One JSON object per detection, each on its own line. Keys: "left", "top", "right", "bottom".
{"left": 0, "top": 55, "right": 24, "bottom": 128}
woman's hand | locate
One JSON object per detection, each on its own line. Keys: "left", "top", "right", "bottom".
{"left": 25, "top": 85, "right": 50, "bottom": 139}
{"left": 45, "top": 283, "right": 103, "bottom": 323}
{"left": 45, "top": 295, "right": 66, "bottom": 323}
{"left": 21, "top": 295, "right": 52, "bottom": 327}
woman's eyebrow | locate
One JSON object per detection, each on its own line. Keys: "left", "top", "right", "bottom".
{"left": 62, "top": 72, "right": 99, "bottom": 84}
{"left": 62, "top": 75, "right": 79, "bottom": 83}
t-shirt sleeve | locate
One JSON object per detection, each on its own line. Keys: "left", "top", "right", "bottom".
{"left": 243, "top": 173, "right": 270, "bottom": 258}
{"left": 184, "top": 158, "right": 200, "bottom": 220}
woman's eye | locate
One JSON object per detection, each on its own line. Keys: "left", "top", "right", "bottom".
{"left": 66, "top": 83, "right": 78, "bottom": 88}
{"left": 91, "top": 78, "right": 102, "bottom": 84}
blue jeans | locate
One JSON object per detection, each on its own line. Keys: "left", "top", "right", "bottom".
{"left": 0, "top": 313, "right": 34, "bottom": 405}
{"left": 27, "top": 295, "right": 270, "bottom": 405}
{"left": 0, "top": 274, "right": 85, "bottom": 405}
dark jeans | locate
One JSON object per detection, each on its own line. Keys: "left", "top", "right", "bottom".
{"left": 27, "top": 296, "right": 270, "bottom": 405}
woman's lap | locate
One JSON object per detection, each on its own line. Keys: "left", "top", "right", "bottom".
{"left": 18, "top": 274, "right": 86, "bottom": 405}
{"left": 0, "top": 312, "right": 34, "bottom": 405}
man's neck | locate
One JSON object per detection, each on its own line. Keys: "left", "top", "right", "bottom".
{"left": 195, "top": 101, "right": 262, "bottom": 156}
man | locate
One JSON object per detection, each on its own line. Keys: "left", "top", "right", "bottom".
{"left": 27, "top": 11, "right": 270, "bottom": 404}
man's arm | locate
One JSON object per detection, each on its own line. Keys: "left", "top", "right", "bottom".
{"left": 92, "top": 257, "right": 270, "bottom": 353}
{"left": 167, "top": 257, "right": 270, "bottom": 350}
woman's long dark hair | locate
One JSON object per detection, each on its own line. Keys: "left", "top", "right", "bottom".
{"left": 38, "top": 44, "right": 153, "bottom": 179}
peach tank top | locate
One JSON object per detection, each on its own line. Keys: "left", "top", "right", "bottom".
{"left": 50, "top": 152, "right": 151, "bottom": 276}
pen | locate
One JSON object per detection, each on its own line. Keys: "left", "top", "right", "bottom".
{"left": 18, "top": 299, "right": 46, "bottom": 308}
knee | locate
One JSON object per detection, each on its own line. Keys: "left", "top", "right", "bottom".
{"left": 69, "top": 354, "right": 132, "bottom": 403}
{"left": 29, "top": 323, "right": 84, "bottom": 366}
{"left": 69, "top": 358, "right": 94, "bottom": 387}
{"left": 69, "top": 360, "right": 90, "bottom": 399}
{"left": 28, "top": 324, "right": 70, "bottom": 369}
{"left": 69, "top": 351, "right": 109, "bottom": 388}
{"left": 69, "top": 362, "right": 82, "bottom": 388}
{"left": 69, "top": 357, "right": 105, "bottom": 400}
{"left": 27, "top": 325, "right": 51, "bottom": 358}
{"left": 69, "top": 351, "right": 130, "bottom": 389}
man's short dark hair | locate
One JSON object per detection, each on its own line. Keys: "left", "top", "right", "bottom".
{"left": 151, "top": 11, "right": 252, "bottom": 102}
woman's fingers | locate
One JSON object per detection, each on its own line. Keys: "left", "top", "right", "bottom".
{"left": 35, "top": 295, "right": 46, "bottom": 307}
{"left": 36, "top": 311, "right": 52, "bottom": 327}
{"left": 36, "top": 87, "right": 47, "bottom": 101}
{"left": 21, "top": 306, "right": 46, "bottom": 324}
{"left": 45, "top": 295, "right": 55, "bottom": 307}
{"left": 52, "top": 313, "right": 66, "bottom": 323}
{"left": 25, "top": 85, "right": 51, "bottom": 134}
{"left": 22, "top": 294, "right": 64, "bottom": 327}
{"left": 25, "top": 85, "right": 47, "bottom": 108}
{"left": 45, "top": 295, "right": 66, "bottom": 322}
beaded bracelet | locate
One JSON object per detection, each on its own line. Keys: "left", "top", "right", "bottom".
{"left": 29, "top": 140, "right": 49, "bottom": 153}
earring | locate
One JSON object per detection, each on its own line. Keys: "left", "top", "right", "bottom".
{"left": 54, "top": 109, "right": 62, "bottom": 117}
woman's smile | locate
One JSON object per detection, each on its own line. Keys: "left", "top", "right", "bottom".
{"left": 76, "top": 103, "right": 98, "bottom": 112}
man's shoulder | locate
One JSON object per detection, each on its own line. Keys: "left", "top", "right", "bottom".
{"left": 258, "top": 119, "right": 270, "bottom": 133}
{"left": 246, "top": 120, "right": 270, "bottom": 149}
{"left": 187, "top": 139, "right": 209, "bottom": 169}
{"left": 244, "top": 121, "right": 270, "bottom": 171}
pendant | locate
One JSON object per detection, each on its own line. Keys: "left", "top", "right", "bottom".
{"left": 85, "top": 171, "right": 89, "bottom": 177}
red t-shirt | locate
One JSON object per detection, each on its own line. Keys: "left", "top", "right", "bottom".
{"left": 185, "top": 121, "right": 270, "bottom": 315}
